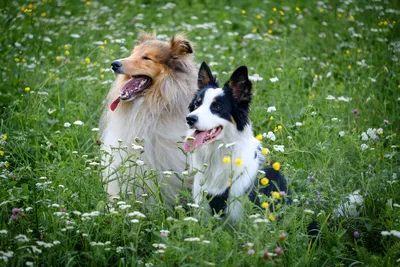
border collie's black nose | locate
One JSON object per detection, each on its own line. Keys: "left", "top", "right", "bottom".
{"left": 186, "top": 115, "right": 198, "bottom": 127}
{"left": 111, "top": 61, "right": 122, "bottom": 72}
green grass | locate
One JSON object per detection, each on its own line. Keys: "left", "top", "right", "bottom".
{"left": 1, "top": 0, "right": 400, "bottom": 266}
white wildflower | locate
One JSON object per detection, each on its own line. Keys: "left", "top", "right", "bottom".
{"left": 187, "top": 203, "right": 200, "bottom": 208}
{"left": 202, "top": 240, "right": 211, "bottom": 244}
{"left": 361, "top": 143, "right": 369, "bottom": 150}
{"left": 263, "top": 131, "right": 276, "bottom": 141}
{"left": 269, "top": 77, "right": 279, "bottom": 83}
{"left": 273, "top": 145, "right": 285, "bottom": 152}
{"left": 267, "top": 106, "right": 276, "bottom": 113}
{"left": 136, "top": 160, "right": 144, "bottom": 166}
{"left": 130, "top": 219, "right": 139, "bottom": 223}
{"left": 361, "top": 132, "right": 369, "bottom": 141}
{"left": 295, "top": 122, "right": 303, "bottom": 127}
{"left": 249, "top": 74, "right": 263, "bottom": 81}
{"left": 64, "top": 122, "right": 71, "bottom": 128}
{"left": 303, "top": 209, "right": 315, "bottom": 215}
{"left": 326, "top": 95, "right": 336, "bottom": 100}
{"left": 152, "top": 243, "right": 167, "bottom": 249}
{"left": 253, "top": 218, "right": 269, "bottom": 223}
{"left": 184, "top": 217, "right": 199, "bottom": 222}
{"left": 339, "top": 131, "right": 345, "bottom": 137}
{"left": 0, "top": 230, "right": 8, "bottom": 234}
{"left": 127, "top": 211, "right": 146, "bottom": 218}
{"left": 337, "top": 96, "right": 352, "bottom": 102}
{"left": 132, "top": 144, "right": 144, "bottom": 150}
{"left": 91, "top": 128, "right": 100, "bottom": 132}
{"left": 184, "top": 237, "right": 201, "bottom": 242}
{"left": 73, "top": 120, "right": 84, "bottom": 126}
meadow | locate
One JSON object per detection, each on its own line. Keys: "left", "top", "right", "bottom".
{"left": 0, "top": 0, "right": 399, "bottom": 266}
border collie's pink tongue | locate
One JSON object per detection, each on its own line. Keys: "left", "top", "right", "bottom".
{"left": 184, "top": 131, "right": 207, "bottom": 152}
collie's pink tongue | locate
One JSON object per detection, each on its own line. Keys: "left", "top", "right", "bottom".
{"left": 184, "top": 131, "right": 207, "bottom": 152}
{"left": 110, "top": 97, "right": 121, "bottom": 111}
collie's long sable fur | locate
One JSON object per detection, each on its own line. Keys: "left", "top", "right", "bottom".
{"left": 100, "top": 33, "right": 197, "bottom": 202}
{"left": 184, "top": 62, "right": 290, "bottom": 222}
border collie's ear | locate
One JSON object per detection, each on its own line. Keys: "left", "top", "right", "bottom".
{"left": 198, "top": 61, "right": 218, "bottom": 89}
{"left": 226, "top": 66, "right": 252, "bottom": 104}
{"left": 137, "top": 31, "right": 156, "bottom": 44}
{"left": 170, "top": 33, "right": 193, "bottom": 57}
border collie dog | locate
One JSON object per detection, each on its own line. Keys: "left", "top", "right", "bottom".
{"left": 184, "top": 62, "right": 290, "bottom": 223}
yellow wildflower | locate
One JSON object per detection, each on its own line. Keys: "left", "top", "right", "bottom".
{"left": 235, "top": 158, "right": 243, "bottom": 166}
{"left": 348, "top": 65, "right": 352, "bottom": 69}
{"left": 100, "top": 74, "right": 104, "bottom": 79}
{"left": 0, "top": 151, "right": 4, "bottom": 156}
{"left": 256, "top": 14, "right": 261, "bottom": 19}
{"left": 319, "top": 9, "right": 323, "bottom": 13}
{"left": 260, "top": 177, "right": 269, "bottom": 186}
{"left": 255, "top": 134, "right": 263, "bottom": 141}
{"left": 4, "top": 162, "right": 9, "bottom": 168}
{"left": 268, "top": 213, "right": 276, "bottom": 221}
{"left": 21, "top": 58, "right": 26, "bottom": 63}
{"left": 25, "top": 87, "right": 30, "bottom": 92}
{"left": 345, "top": 49, "right": 350, "bottom": 54}
{"left": 252, "top": 28, "right": 257, "bottom": 33}
{"left": 41, "top": 12, "right": 46, "bottom": 17}
{"left": 14, "top": 58, "right": 20, "bottom": 62}
{"left": 295, "top": 7, "right": 300, "bottom": 12}
{"left": 268, "top": 29, "right": 273, "bottom": 34}
{"left": 357, "top": 49, "right": 361, "bottom": 53}
{"left": 99, "top": 45, "right": 105, "bottom": 50}
{"left": 56, "top": 56, "right": 61, "bottom": 62}
{"left": 85, "top": 57, "right": 91, "bottom": 64}
{"left": 349, "top": 15, "right": 354, "bottom": 20}
{"left": 86, "top": 1, "right": 91, "bottom": 6}
{"left": 100, "top": 68, "right": 105, "bottom": 72}
{"left": 269, "top": 116, "right": 273, "bottom": 121}
{"left": 272, "top": 191, "right": 281, "bottom": 199}
{"left": 2, "top": 135, "right": 7, "bottom": 141}
{"left": 65, "top": 50, "right": 69, "bottom": 55}
{"left": 383, "top": 21, "right": 388, "bottom": 26}
{"left": 261, "top": 202, "right": 269, "bottom": 209}
{"left": 338, "top": 13, "right": 342, "bottom": 18}
{"left": 314, "top": 74, "right": 318, "bottom": 79}
{"left": 272, "top": 162, "right": 281, "bottom": 171}
{"left": 272, "top": 7, "right": 277, "bottom": 12}
{"left": 269, "top": 20, "right": 274, "bottom": 24}
{"left": 261, "top": 148, "right": 269, "bottom": 155}
{"left": 222, "top": 156, "right": 231, "bottom": 163}
{"left": 241, "top": 10, "right": 246, "bottom": 15}
{"left": 277, "top": 125, "right": 282, "bottom": 130}
{"left": 280, "top": 10, "right": 284, "bottom": 15}
{"left": 104, "top": 40, "right": 107, "bottom": 44}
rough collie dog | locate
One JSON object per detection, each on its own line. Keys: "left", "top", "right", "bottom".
{"left": 184, "top": 62, "right": 290, "bottom": 223}
{"left": 100, "top": 32, "right": 197, "bottom": 203}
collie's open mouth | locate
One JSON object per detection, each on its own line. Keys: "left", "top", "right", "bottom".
{"left": 110, "top": 75, "right": 152, "bottom": 111}
{"left": 184, "top": 126, "right": 223, "bottom": 152}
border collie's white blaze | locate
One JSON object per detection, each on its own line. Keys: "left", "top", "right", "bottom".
{"left": 185, "top": 62, "right": 289, "bottom": 223}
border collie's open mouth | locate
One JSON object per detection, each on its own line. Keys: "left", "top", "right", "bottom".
{"left": 110, "top": 75, "right": 152, "bottom": 111}
{"left": 184, "top": 126, "right": 223, "bottom": 152}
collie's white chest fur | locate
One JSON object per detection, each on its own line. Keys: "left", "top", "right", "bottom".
{"left": 192, "top": 126, "right": 261, "bottom": 222}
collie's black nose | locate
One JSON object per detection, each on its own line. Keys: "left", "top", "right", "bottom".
{"left": 111, "top": 61, "right": 122, "bottom": 72}
{"left": 186, "top": 115, "right": 198, "bottom": 127}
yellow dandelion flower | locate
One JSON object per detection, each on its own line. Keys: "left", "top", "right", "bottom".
{"left": 348, "top": 65, "right": 352, "bottom": 69}
{"left": 268, "top": 29, "right": 273, "bottom": 34}
{"left": 393, "top": 21, "right": 396, "bottom": 24}
{"left": 25, "top": 87, "right": 30, "bottom": 92}
{"left": 100, "top": 68, "right": 105, "bottom": 72}
{"left": 261, "top": 148, "right": 269, "bottom": 155}
{"left": 14, "top": 58, "right": 20, "bottom": 62}
{"left": 4, "top": 162, "right": 9, "bottom": 168}
{"left": 99, "top": 45, "right": 105, "bottom": 50}
{"left": 222, "top": 156, "right": 231, "bottom": 163}
{"left": 252, "top": 28, "right": 257, "bottom": 33}
{"left": 2, "top": 135, "right": 7, "bottom": 141}
{"left": 280, "top": 10, "right": 284, "bottom": 15}
{"left": 255, "top": 134, "right": 263, "bottom": 140}
{"left": 272, "top": 162, "right": 281, "bottom": 171}
{"left": 383, "top": 21, "right": 388, "bottom": 26}
{"left": 0, "top": 151, "right": 4, "bottom": 156}
{"left": 269, "top": 116, "right": 274, "bottom": 121}
{"left": 273, "top": 127, "right": 278, "bottom": 133}
{"left": 65, "top": 50, "right": 69, "bottom": 55}
{"left": 378, "top": 21, "right": 383, "bottom": 26}
{"left": 338, "top": 13, "right": 342, "bottom": 18}
{"left": 398, "top": 84, "right": 400, "bottom": 89}
{"left": 277, "top": 125, "right": 282, "bottom": 130}
{"left": 272, "top": 191, "right": 281, "bottom": 199}
{"left": 295, "top": 7, "right": 300, "bottom": 12}
{"left": 319, "top": 9, "right": 323, "bottom": 13}
{"left": 256, "top": 14, "right": 261, "bottom": 19}
{"left": 261, "top": 202, "right": 269, "bottom": 209}
{"left": 64, "top": 44, "right": 69, "bottom": 49}
{"left": 357, "top": 49, "right": 361, "bottom": 53}
{"left": 349, "top": 15, "right": 354, "bottom": 20}
{"left": 85, "top": 57, "right": 91, "bottom": 64}
{"left": 268, "top": 213, "right": 276, "bottom": 221}
{"left": 272, "top": 7, "right": 277, "bottom": 12}
{"left": 41, "top": 12, "right": 46, "bottom": 17}
{"left": 86, "top": 1, "right": 91, "bottom": 6}
{"left": 241, "top": 10, "right": 246, "bottom": 15}
{"left": 269, "top": 20, "right": 274, "bottom": 24}
{"left": 104, "top": 40, "right": 107, "bottom": 45}
{"left": 314, "top": 74, "right": 318, "bottom": 79}
{"left": 100, "top": 74, "right": 104, "bottom": 79}
{"left": 56, "top": 56, "right": 61, "bottom": 62}
{"left": 235, "top": 158, "right": 243, "bottom": 166}
{"left": 21, "top": 58, "right": 26, "bottom": 63}
{"left": 345, "top": 49, "right": 350, "bottom": 54}
{"left": 260, "top": 177, "right": 269, "bottom": 186}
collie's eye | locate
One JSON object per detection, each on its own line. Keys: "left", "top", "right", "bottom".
{"left": 212, "top": 103, "right": 220, "bottom": 111}
{"left": 142, "top": 56, "right": 151, "bottom": 60}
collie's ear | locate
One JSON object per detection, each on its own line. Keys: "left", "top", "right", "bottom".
{"left": 170, "top": 33, "right": 193, "bottom": 57}
{"left": 226, "top": 66, "right": 252, "bottom": 104}
{"left": 198, "top": 61, "right": 218, "bottom": 89}
{"left": 137, "top": 31, "right": 156, "bottom": 44}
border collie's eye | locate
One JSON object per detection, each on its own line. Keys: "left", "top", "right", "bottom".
{"left": 142, "top": 56, "right": 151, "bottom": 60}
{"left": 212, "top": 103, "right": 220, "bottom": 111}
{"left": 193, "top": 102, "right": 199, "bottom": 110}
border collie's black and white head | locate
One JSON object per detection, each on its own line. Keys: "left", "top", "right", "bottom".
{"left": 184, "top": 62, "right": 252, "bottom": 151}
